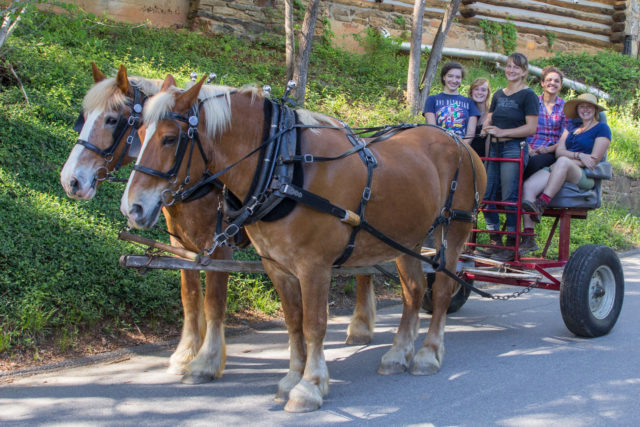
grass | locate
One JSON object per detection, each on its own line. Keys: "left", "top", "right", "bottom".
{"left": 0, "top": 8, "right": 639, "bottom": 356}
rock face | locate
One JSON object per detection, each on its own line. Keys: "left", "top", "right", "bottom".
{"left": 70, "top": 1, "right": 189, "bottom": 28}
{"left": 603, "top": 174, "right": 640, "bottom": 216}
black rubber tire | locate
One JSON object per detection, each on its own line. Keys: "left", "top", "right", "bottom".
{"left": 422, "top": 273, "right": 472, "bottom": 314}
{"left": 560, "top": 244, "right": 624, "bottom": 337}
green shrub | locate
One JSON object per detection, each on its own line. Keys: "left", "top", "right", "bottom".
{"left": 0, "top": 8, "right": 638, "bottom": 356}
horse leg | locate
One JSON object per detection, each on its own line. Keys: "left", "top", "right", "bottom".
{"left": 260, "top": 260, "right": 307, "bottom": 404}
{"left": 284, "top": 268, "right": 332, "bottom": 413}
{"left": 378, "top": 253, "right": 425, "bottom": 375}
{"left": 182, "top": 246, "right": 231, "bottom": 384}
{"left": 346, "top": 274, "right": 375, "bottom": 345}
{"left": 411, "top": 224, "right": 471, "bottom": 375}
{"left": 168, "top": 269, "right": 205, "bottom": 375}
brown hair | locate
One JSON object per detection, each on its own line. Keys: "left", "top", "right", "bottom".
{"left": 440, "top": 61, "right": 465, "bottom": 85}
{"left": 541, "top": 65, "right": 564, "bottom": 84}
{"left": 507, "top": 52, "right": 529, "bottom": 71}
{"left": 468, "top": 78, "right": 491, "bottom": 111}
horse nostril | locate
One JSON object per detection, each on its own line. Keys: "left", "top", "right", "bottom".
{"left": 69, "top": 177, "right": 80, "bottom": 193}
{"left": 129, "top": 204, "right": 143, "bottom": 221}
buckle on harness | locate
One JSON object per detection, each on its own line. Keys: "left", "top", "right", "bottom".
{"left": 303, "top": 154, "right": 314, "bottom": 163}
{"left": 363, "top": 147, "right": 378, "bottom": 167}
{"left": 362, "top": 187, "right": 371, "bottom": 201}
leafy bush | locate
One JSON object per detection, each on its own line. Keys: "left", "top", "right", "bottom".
{"left": 0, "top": 8, "right": 638, "bottom": 357}
{"left": 534, "top": 51, "right": 640, "bottom": 106}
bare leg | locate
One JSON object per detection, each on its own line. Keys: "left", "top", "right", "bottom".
{"left": 346, "top": 275, "right": 376, "bottom": 345}
{"left": 377, "top": 253, "right": 425, "bottom": 375}
{"left": 284, "top": 268, "right": 332, "bottom": 413}
{"left": 411, "top": 223, "right": 472, "bottom": 375}
{"left": 259, "top": 260, "right": 307, "bottom": 404}
{"left": 182, "top": 246, "right": 231, "bottom": 384}
{"left": 168, "top": 269, "right": 204, "bottom": 375}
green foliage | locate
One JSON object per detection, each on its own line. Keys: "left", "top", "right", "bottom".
{"left": 534, "top": 51, "right": 640, "bottom": 105}
{"left": 478, "top": 19, "right": 517, "bottom": 55}
{"left": 545, "top": 31, "right": 557, "bottom": 51}
{"left": 0, "top": 9, "right": 638, "bottom": 357}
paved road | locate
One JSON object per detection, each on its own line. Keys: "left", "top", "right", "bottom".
{"left": 2, "top": 252, "right": 639, "bottom": 426}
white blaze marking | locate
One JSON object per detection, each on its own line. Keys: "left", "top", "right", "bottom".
{"left": 121, "top": 121, "right": 157, "bottom": 215}
{"left": 60, "top": 110, "right": 102, "bottom": 185}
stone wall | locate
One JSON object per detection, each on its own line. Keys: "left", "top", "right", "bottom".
{"left": 68, "top": 0, "right": 190, "bottom": 28}
{"left": 603, "top": 174, "right": 640, "bottom": 216}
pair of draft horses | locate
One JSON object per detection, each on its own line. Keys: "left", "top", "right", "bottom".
{"left": 60, "top": 64, "right": 486, "bottom": 412}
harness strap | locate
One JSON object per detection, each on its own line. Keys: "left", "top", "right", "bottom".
{"left": 275, "top": 183, "right": 492, "bottom": 298}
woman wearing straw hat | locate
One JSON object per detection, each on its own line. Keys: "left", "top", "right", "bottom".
{"left": 519, "top": 92, "right": 611, "bottom": 255}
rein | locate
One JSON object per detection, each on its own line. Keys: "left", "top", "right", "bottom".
{"left": 133, "top": 91, "right": 488, "bottom": 298}
{"left": 74, "top": 83, "right": 147, "bottom": 183}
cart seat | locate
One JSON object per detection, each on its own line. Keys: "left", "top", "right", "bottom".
{"left": 548, "top": 161, "right": 611, "bottom": 210}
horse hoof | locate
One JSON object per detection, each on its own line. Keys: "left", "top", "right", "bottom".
{"left": 409, "top": 362, "right": 440, "bottom": 376}
{"left": 410, "top": 348, "right": 441, "bottom": 376}
{"left": 167, "top": 365, "right": 186, "bottom": 375}
{"left": 377, "top": 361, "right": 407, "bottom": 375}
{"left": 284, "top": 379, "right": 323, "bottom": 413}
{"left": 181, "top": 373, "right": 215, "bottom": 384}
{"left": 345, "top": 334, "right": 372, "bottom": 345}
{"left": 274, "top": 392, "right": 287, "bottom": 404}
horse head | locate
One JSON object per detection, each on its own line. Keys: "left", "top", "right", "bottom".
{"left": 121, "top": 74, "right": 211, "bottom": 229}
{"left": 60, "top": 62, "right": 160, "bottom": 199}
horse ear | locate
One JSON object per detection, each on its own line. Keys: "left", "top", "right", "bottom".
{"left": 174, "top": 76, "right": 206, "bottom": 113}
{"left": 161, "top": 74, "right": 177, "bottom": 92}
{"left": 115, "top": 64, "right": 129, "bottom": 95}
{"left": 91, "top": 62, "right": 106, "bottom": 83}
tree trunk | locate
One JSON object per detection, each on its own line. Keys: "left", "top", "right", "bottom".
{"left": 419, "top": 0, "right": 462, "bottom": 106}
{"left": 284, "top": 0, "right": 295, "bottom": 81}
{"left": 292, "top": 0, "right": 321, "bottom": 106}
{"left": 407, "top": 0, "right": 426, "bottom": 115}
{"left": 0, "top": 6, "right": 25, "bottom": 50}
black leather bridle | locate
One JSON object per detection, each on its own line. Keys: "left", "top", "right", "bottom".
{"left": 74, "top": 84, "right": 146, "bottom": 182}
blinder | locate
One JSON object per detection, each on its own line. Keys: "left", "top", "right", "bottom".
{"left": 73, "top": 111, "right": 85, "bottom": 133}
{"left": 73, "top": 84, "right": 145, "bottom": 176}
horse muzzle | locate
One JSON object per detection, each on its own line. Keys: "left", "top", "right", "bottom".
{"left": 126, "top": 201, "right": 162, "bottom": 229}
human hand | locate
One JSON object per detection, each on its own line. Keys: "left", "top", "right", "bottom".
{"left": 579, "top": 153, "right": 597, "bottom": 169}
{"left": 484, "top": 125, "right": 505, "bottom": 138}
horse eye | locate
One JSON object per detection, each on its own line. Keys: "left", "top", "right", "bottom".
{"left": 105, "top": 116, "right": 118, "bottom": 126}
{"left": 162, "top": 135, "right": 178, "bottom": 146}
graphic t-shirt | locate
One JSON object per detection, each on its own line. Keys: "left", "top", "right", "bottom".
{"left": 489, "top": 88, "right": 539, "bottom": 134}
{"left": 566, "top": 122, "right": 611, "bottom": 154}
{"left": 424, "top": 93, "right": 480, "bottom": 137}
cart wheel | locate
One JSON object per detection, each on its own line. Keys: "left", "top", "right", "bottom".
{"left": 560, "top": 244, "right": 624, "bottom": 337}
{"left": 422, "top": 273, "right": 472, "bottom": 314}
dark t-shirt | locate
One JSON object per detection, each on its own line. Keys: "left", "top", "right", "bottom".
{"left": 489, "top": 88, "right": 539, "bottom": 132}
{"left": 566, "top": 122, "right": 611, "bottom": 154}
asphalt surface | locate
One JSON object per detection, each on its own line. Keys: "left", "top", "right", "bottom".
{"left": 1, "top": 251, "right": 639, "bottom": 426}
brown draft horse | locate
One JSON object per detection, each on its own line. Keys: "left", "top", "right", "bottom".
{"left": 121, "top": 75, "right": 486, "bottom": 412}
{"left": 60, "top": 64, "right": 377, "bottom": 384}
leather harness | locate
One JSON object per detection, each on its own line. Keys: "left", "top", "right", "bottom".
{"left": 131, "top": 94, "right": 490, "bottom": 297}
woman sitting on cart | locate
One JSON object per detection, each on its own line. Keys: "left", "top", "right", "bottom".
{"left": 519, "top": 93, "right": 611, "bottom": 255}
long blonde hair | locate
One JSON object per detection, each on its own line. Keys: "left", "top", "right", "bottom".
{"left": 468, "top": 78, "right": 491, "bottom": 111}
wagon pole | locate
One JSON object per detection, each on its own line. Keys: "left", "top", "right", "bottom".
{"left": 118, "top": 231, "right": 200, "bottom": 261}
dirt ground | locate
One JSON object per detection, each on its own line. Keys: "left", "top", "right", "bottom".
{"left": 0, "top": 275, "right": 400, "bottom": 374}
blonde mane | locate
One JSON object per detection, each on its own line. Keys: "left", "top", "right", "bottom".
{"left": 82, "top": 76, "right": 162, "bottom": 113}
{"left": 142, "top": 83, "right": 341, "bottom": 139}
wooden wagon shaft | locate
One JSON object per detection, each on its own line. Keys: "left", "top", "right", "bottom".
{"left": 120, "top": 252, "right": 486, "bottom": 276}
{"left": 118, "top": 232, "right": 200, "bottom": 261}
{"left": 120, "top": 255, "right": 406, "bottom": 275}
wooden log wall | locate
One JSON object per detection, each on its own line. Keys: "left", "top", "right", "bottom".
{"left": 457, "top": 0, "right": 619, "bottom": 50}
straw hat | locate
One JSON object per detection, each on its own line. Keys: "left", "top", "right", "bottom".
{"left": 563, "top": 93, "right": 606, "bottom": 119}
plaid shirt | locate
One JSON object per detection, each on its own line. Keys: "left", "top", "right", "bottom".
{"left": 526, "top": 96, "right": 570, "bottom": 150}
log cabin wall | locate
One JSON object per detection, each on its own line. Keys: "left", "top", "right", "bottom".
{"left": 62, "top": 1, "right": 640, "bottom": 58}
